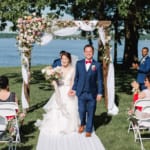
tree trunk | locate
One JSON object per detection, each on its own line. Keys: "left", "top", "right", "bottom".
{"left": 114, "top": 21, "right": 118, "bottom": 66}
{"left": 123, "top": 20, "right": 139, "bottom": 69}
{"left": 102, "top": 57, "right": 109, "bottom": 108}
{"left": 98, "top": 40, "right": 109, "bottom": 109}
{"left": 114, "top": 9, "right": 119, "bottom": 66}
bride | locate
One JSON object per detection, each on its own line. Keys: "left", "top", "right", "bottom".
{"left": 35, "top": 51, "right": 105, "bottom": 150}
{"left": 35, "top": 52, "right": 79, "bottom": 134}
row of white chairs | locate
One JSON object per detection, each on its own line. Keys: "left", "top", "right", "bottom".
{"left": 128, "top": 99, "right": 150, "bottom": 150}
{"left": 0, "top": 102, "right": 20, "bottom": 150}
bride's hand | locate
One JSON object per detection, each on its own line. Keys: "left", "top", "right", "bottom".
{"left": 52, "top": 80, "right": 57, "bottom": 89}
{"left": 131, "top": 81, "right": 139, "bottom": 89}
{"left": 68, "top": 90, "right": 75, "bottom": 96}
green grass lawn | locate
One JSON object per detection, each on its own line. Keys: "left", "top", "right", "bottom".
{"left": 0, "top": 65, "right": 149, "bottom": 150}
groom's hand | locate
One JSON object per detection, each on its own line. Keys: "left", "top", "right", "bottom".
{"left": 68, "top": 90, "right": 76, "bottom": 96}
{"left": 96, "top": 94, "right": 102, "bottom": 102}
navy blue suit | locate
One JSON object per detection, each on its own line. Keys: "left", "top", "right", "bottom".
{"left": 52, "top": 58, "right": 61, "bottom": 68}
{"left": 72, "top": 59, "right": 103, "bottom": 132}
{"left": 137, "top": 55, "right": 150, "bottom": 90}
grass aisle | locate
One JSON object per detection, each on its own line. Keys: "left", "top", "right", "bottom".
{"left": 0, "top": 66, "right": 149, "bottom": 150}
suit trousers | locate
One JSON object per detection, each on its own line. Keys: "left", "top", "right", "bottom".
{"left": 78, "top": 92, "right": 96, "bottom": 132}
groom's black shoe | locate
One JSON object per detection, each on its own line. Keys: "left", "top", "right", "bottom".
{"left": 78, "top": 126, "right": 84, "bottom": 133}
{"left": 85, "top": 132, "right": 91, "bottom": 137}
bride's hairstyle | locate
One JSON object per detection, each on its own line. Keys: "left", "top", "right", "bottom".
{"left": 61, "top": 51, "right": 72, "bottom": 64}
{"left": 145, "top": 73, "right": 150, "bottom": 83}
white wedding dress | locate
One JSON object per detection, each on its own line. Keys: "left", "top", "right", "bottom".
{"left": 35, "top": 66, "right": 105, "bottom": 150}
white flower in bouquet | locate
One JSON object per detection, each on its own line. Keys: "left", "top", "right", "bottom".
{"left": 41, "top": 66, "right": 62, "bottom": 83}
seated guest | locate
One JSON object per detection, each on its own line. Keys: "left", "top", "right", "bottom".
{"left": 52, "top": 50, "right": 65, "bottom": 68}
{"left": 129, "top": 73, "right": 150, "bottom": 115}
{"left": 0, "top": 75, "right": 25, "bottom": 121}
{"left": 0, "top": 75, "right": 18, "bottom": 103}
{"left": 132, "top": 47, "right": 150, "bottom": 90}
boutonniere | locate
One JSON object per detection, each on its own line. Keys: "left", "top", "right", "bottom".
{"left": 91, "top": 65, "right": 96, "bottom": 71}
{"left": 141, "top": 55, "right": 148, "bottom": 64}
{"left": 141, "top": 58, "right": 145, "bottom": 64}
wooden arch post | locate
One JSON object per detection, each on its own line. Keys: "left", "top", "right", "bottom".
{"left": 97, "top": 21, "right": 111, "bottom": 109}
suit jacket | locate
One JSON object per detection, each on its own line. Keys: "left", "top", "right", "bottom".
{"left": 72, "top": 59, "right": 103, "bottom": 97}
{"left": 52, "top": 58, "right": 61, "bottom": 68}
{"left": 137, "top": 55, "right": 150, "bottom": 84}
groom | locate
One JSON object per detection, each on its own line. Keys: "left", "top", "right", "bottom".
{"left": 69, "top": 44, "right": 103, "bottom": 137}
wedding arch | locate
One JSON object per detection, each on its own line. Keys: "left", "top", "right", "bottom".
{"left": 16, "top": 15, "right": 118, "bottom": 115}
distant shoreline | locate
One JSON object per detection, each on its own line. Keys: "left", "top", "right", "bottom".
{"left": 0, "top": 33, "right": 150, "bottom": 40}
{"left": 0, "top": 33, "right": 17, "bottom": 38}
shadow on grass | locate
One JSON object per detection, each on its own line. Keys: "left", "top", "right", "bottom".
{"left": 1, "top": 145, "right": 33, "bottom": 150}
{"left": 19, "top": 121, "right": 36, "bottom": 141}
{"left": 115, "top": 94, "right": 120, "bottom": 107}
{"left": 94, "top": 112, "right": 112, "bottom": 130}
{"left": 115, "top": 65, "right": 137, "bottom": 94}
{"left": 31, "top": 70, "right": 44, "bottom": 84}
{"left": 38, "top": 83, "right": 54, "bottom": 91}
{"left": 2, "top": 69, "right": 53, "bottom": 91}
{"left": 2, "top": 72, "right": 22, "bottom": 84}
{"left": 31, "top": 70, "right": 54, "bottom": 91}
{"left": 28, "top": 99, "right": 49, "bottom": 113}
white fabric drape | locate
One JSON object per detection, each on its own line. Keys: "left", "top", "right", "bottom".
{"left": 21, "top": 84, "right": 29, "bottom": 109}
{"left": 40, "top": 21, "right": 99, "bottom": 44}
{"left": 54, "top": 27, "right": 79, "bottom": 36}
{"left": 74, "top": 21, "right": 98, "bottom": 31}
{"left": 21, "top": 53, "right": 29, "bottom": 84}
{"left": 40, "top": 33, "right": 53, "bottom": 45}
{"left": 21, "top": 53, "right": 29, "bottom": 109}
{"left": 98, "top": 27, "right": 105, "bottom": 46}
{"left": 107, "top": 55, "right": 119, "bottom": 116}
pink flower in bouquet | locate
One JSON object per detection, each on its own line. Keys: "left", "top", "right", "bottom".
{"left": 41, "top": 66, "right": 62, "bottom": 83}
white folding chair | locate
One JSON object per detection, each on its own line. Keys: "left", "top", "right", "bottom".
{"left": 128, "top": 99, "right": 150, "bottom": 133}
{"left": 128, "top": 99, "right": 150, "bottom": 150}
{"left": 0, "top": 115, "right": 7, "bottom": 131}
{"left": 0, "top": 102, "right": 20, "bottom": 150}
{"left": 134, "top": 99, "right": 150, "bottom": 109}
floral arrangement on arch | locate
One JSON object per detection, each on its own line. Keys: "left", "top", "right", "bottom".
{"left": 16, "top": 14, "right": 51, "bottom": 52}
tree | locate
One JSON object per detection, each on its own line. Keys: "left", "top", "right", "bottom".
{"left": 118, "top": 0, "right": 150, "bottom": 68}
{"left": 70, "top": 0, "right": 150, "bottom": 68}
{"left": 0, "top": 0, "right": 50, "bottom": 31}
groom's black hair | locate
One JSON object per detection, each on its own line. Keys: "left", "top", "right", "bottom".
{"left": 84, "top": 44, "right": 94, "bottom": 52}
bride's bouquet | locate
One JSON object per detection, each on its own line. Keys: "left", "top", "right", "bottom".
{"left": 41, "top": 66, "right": 62, "bottom": 83}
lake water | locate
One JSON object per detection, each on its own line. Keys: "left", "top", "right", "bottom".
{"left": 0, "top": 38, "right": 149, "bottom": 67}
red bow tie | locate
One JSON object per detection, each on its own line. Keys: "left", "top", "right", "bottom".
{"left": 85, "top": 60, "right": 92, "bottom": 64}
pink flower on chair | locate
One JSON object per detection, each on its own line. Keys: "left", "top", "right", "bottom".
{"left": 91, "top": 65, "right": 96, "bottom": 71}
